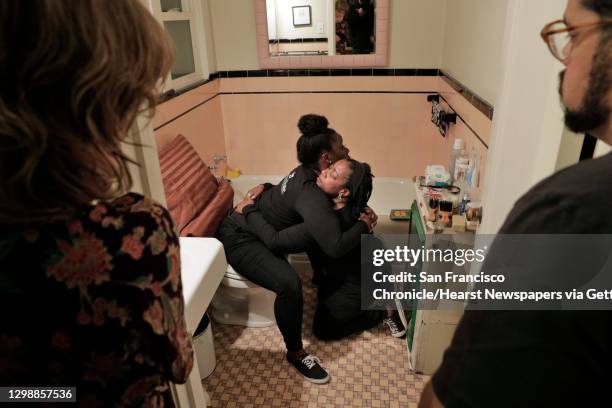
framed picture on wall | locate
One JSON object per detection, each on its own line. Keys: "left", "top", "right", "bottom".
{"left": 292, "top": 5, "right": 311, "bottom": 26}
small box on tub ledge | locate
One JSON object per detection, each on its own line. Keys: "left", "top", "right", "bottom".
{"left": 390, "top": 209, "right": 411, "bottom": 221}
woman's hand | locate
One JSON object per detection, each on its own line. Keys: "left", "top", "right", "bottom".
{"left": 359, "top": 212, "right": 376, "bottom": 232}
{"left": 364, "top": 206, "right": 378, "bottom": 224}
{"left": 246, "top": 184, "right": 265, "bottom": 200}
{"left": 234, "top": 197, "right": 254, "bottom": 214}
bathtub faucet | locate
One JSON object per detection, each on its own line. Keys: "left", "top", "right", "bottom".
{"left": 213, "top": 154, "right": 227, "bottom": 164}
{"left": 209, "top": 154, "right": 228, "bottom": 178}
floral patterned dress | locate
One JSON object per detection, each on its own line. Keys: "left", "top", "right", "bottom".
{"left": 0, "top": 193, "right": 193, "bottom": 407}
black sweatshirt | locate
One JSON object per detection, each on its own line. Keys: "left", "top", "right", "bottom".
{"left": 242, "top": 165, "right": 367, "bottom": 258}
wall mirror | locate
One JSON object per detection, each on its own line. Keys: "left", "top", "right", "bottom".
{"left": 255, "top": 0, "right": 389, "bottom": 69}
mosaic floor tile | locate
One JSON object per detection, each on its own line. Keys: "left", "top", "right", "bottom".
{"left": 202, "top": 266, "right": 429, "bottom": 407}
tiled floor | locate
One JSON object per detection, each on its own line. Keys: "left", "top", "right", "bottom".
{"left": 202, "top": 266, "right": 429, "bottom": 407}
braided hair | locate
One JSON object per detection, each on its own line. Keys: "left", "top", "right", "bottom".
{"left": 344, "top": 159, "right": 374, "bottom": 218}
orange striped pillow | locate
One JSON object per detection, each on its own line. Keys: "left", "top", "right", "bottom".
{"left": 158, "top": 134, "right": 218, "bottom": 233}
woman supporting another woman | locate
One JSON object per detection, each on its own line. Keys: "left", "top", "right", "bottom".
{"left": 216, "top": 115, "right": 376, "bottom": 384}
{"left": 242, "top": 159, "right": 406, "bottom": 341}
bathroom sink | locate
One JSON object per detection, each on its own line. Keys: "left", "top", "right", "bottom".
{"left": 179, "top": 237, "right": 228, "bottom": 333}
{"left": 173, "top": 237, "right": 227, "bottom": 408}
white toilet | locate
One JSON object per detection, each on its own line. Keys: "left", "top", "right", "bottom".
{"left": 210, "top": 265, "right": 277, "bottom": 327}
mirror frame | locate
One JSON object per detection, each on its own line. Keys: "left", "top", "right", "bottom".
{"left": 255, "top": 0, "right": 389, "bottom": 69}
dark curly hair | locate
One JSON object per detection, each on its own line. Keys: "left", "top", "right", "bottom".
{"left": 296, "top": 114, "right": 341, "bottom": 167}
{"left": 0, "top": 0, "right": 173, "bottom": 224}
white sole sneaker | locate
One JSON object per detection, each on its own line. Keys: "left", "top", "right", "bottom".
{"left": 383, "top": 318, "right": 406, "bottom": 338}
{"left": 287, "top": 354, "right": 331, "bottom": 384}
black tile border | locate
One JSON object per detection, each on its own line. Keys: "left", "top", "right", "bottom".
{"left": 156, "top": 88, "right": 490, "bottom": 147}
{"left": 157, "top": 68, "right": 493, "bottom": 126}
{"left": 210, "top": 68, "right": 441, "bottom": 79}
{"left": 439, "top": 70, "right": 494, "bottom": 120}
{"left": 154, "top": 93, "right": 220, "bottom": 130}
{"left": 438, "top": 94, "right": 489, "bottom": 149}
{"left": 269, "top": 37, "right": 328, "bottom": 44}
{"left": 158, "top": 78, "right": 211, "bottom": 103}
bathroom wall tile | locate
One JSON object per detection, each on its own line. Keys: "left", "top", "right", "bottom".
{"left": 153, "top": 81, "right": 218, "bottom": 129}
{"left": 308, "top": 69, "right": 330, "bottom": 76}
{"left": 340, "top": 55, "right": 354, "bottom": 66}
{"left": 373, "top": 69, "right": 394, "bottom": 76}
{"left": 331, "top": 57, "right": 344, "bottom": 68}
{"left": 392, "top": 76, "right": 436, "bottom": 92}
{"left": 317, "top": 55, "right": 329, "bottom": 67}
{"left": 394, "top": 69, "right": 417, "bottom": 76}
{"left": 154, "top": 73, "right": 490, "bottom": 185}
{"left": 310, "top": 56, "right": 324, "bottom": 68}
{"left": 437, "top": 79, "right": 492, "bottom": 146}
{"left": 288, "top": 69, "right": 308, "bottom": 77}
{"left": 227, "top": 70, "right": 247, "bottom": 78}
{"left": 352, "top": 68, "right": 373, "bottom": 76}
{"left": 247, "top": 70, "right": 268, "bottom": 77}
{"left": 330, "top": 69, "right": 351, "bottom": 76}
{"left": 375, "top": 42, "right": 388, "bottom": 56}
{"left": 254, "top": 0, "right": 265, "bottom": 14}
{"left": 221, "top": 92, "right": 443, "bottom": 177}
{"left": 376, "top": 34, "right": 388, "bottom": 47}
{"left": 268, "top": 69, "right": 290, "bottom": 77}
{"left": 299, "top": 57, "right": 312, "bottom": 67}
{"left": 268, "top": 57, "right": 280, "bottom": 69}
{"left": 362, "top": 55, "right": 377, "bottom": 67}
{"left": 288, "top": 56, "right": 302, "bottom": 68}
{"left": 287, "top": 77, "right": 317, "bottom": 92}
{"left": 154, "top": 97, "right": 225, "bottom": 168}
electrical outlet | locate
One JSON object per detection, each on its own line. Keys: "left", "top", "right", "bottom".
{"left": 316, "top": 22, "right": 324, "bottom": 34}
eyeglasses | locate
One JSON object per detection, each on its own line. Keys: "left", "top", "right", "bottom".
{"left": 541, "top": 19, "right": 612, "bottom": 62}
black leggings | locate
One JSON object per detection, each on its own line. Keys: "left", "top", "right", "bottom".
{"left": 216, "top": 217, "right": 304, "bottom": 352}
{"left": 313, "top": 279, "right": 385, "bottom": 341}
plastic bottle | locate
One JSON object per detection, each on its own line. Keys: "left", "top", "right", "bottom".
{"left": 466, "top": 146, "right": 479, "bottom": 189}
{"left": 454, "top": 156, "right": 469, "bottom": 187}
{"left": 449, "top": 139, "right": 465, "bottom": 184}
{"left": 459, "top": 193, "right": 470, "bottom": 214}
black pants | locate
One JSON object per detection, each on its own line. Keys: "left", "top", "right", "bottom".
{"left": 312, "top": 278, "right": 385, "bottom": 341}
{"left": 216, "top": 217, "right": 304, "bottom": 352}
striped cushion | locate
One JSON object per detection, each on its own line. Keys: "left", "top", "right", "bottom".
{"left": 158, "top": 134, "right": 221, "bottom": 235}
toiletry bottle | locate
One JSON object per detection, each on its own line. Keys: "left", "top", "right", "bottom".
{"left": 459, "top": 193, "right": 470, "bottom": 214}
{"left": 466, "top": 146, "right": 479, "bottom": 189}
{"left": 454, "top": 156, "right": 469, "bottom": 187}
{"left": 449, "top": 139, "right": 465, "bottom": 184}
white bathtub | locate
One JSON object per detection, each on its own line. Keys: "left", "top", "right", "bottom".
{"left": 229, "top": 175, "right": 415, "bottom": 234}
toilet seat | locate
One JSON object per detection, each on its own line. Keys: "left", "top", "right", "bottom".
{"left": 225, "top": 265, "right": 245, "bottom": 281}
{"left": 212, "top": 264, "right": 277, "bottom": 327}
{"left": 223, "top": 265, "right": 258, "bottom": 289}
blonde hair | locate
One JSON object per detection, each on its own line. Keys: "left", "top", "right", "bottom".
{"left": 0, "top": 0, "right": 174, "bottom": 224}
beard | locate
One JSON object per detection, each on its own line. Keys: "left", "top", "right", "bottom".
{"left": 559, "top": 36, "right": 611, "bottom": 134}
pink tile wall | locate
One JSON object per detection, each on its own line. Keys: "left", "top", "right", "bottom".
{"left": 434, "top": 78, "right": 491, "bottom": 198}
{"left": 152, "top": 80, "right": 219, "bottom": 131}
{"left": 152, "top": 76, "right": 492, "bottom": 186}
{"left": 221, "top": 92, "right": 442, "bottom": 178}
{"left": 154, "top": 95, "right": 226, "bottom": 174}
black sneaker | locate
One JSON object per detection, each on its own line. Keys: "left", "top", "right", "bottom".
{"left": 383, "top": 311, "right": 406, "bottom": 338}
{"left": 286, "top": 353, "right": 330, "bottom": 384}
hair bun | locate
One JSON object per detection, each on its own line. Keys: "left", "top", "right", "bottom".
{"left": 298, "top": 114, "right": 329, "bottom": 136}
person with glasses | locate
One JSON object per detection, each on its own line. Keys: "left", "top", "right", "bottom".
{"left": 419, "top": 0, "right": 612, "bottom": 407}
